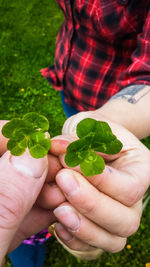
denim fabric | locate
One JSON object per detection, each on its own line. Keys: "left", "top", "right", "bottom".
{"left": 60, "top": 91, "right": 79, "bottom": 118}
{"left": 8, "top": 243, "right": 45, "bottom": 267}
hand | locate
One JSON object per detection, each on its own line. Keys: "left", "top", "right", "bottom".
{"left": 50, "top": 111, "right": 150, "bottom": 257}
{"left": 0, "top": 121, "right": 65, "bottom": 264}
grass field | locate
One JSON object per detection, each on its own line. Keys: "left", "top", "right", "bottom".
{"left": 0, "top": 0, "right": 150, "bottom": 266}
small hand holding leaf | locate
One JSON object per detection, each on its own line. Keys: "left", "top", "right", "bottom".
{"left": 65, "top": 118, "right": 123, "bottom": 177}
{"left": 2, "top": 112, "right": 51, "bottom": 158}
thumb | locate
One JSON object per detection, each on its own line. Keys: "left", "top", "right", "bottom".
{"left": 0, "top": 150, "right": 48, "bottom": 261}
{"left": 62, "top": 111, "right": 93, "bottom": 137}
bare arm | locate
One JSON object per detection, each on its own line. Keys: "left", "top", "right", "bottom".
{"left": 97, "top": 85, "right": 150, "bottom": 139}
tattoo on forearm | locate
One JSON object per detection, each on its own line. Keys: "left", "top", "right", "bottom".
{"left": 110, "top": 85, "right": 150, "bottom": 104}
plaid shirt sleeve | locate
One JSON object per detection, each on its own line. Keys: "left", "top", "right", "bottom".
{"left": 41, "top": 0, "right": 150, "bottom": 111}
{"left": 118, "top": 5, "right": 150, "bottom": 87}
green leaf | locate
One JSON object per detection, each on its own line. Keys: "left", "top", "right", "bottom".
{"left": 2, "top": 118, "right": 22, "bottom": 138}
{"left": 66, "top": 138, "right": 90, "bottom": 154}
{"left": 2, "top": 118, "right": 33, "bottom": 138}
{"left": 100, "top": 139, "right": 123, "bottom": 154}
{"left": 91, "top": 141, "right": 108, "bottom": 153}
{"left": 7, "top": 135, "right": 27, "bottom": 156}
{"left": 28, "top": 132, "right": 51, "bottom": 158}
{"left": 13, "top": 127, "right": 33, "bottom": 137}
{"left": 80, "top": 151, "right": 105, "bottom": 177}
{"left": 76, "top": 118, "right": 96, "bottom": 138}
{"left": 76, "top": 118, "right": 115, "bottom": 143}
{"left": 1, "top": 113, "right": 51, "bottom": 159}
{"left": 92, "top": 138, "right": 123, "bottom": 154}
{"left": 64, "top": 118, "right": 123, "bottom": 176}
{"left": 94, "top": 121, "right": 115, "bottom": 142}
{"left": 65, "top": 139, "right": 89, "bottom": 167}
{"left": 23, "top": 112, "right": 49, "bottom": 132}
{"left": 29, "top": 144, "right": 49, "bottom": 158}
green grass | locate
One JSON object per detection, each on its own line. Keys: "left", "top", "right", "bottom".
{"left": 0, "top": 0, "right": 66, "bottom": 136}
{"left": 0, "top": 0, "right": 150, "bottom": 266}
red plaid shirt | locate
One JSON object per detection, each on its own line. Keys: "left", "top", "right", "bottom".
{"left": 41, "top": 0, "right": 150, "bottom": 111}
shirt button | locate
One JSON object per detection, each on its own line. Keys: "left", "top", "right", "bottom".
{"left": 117, "top": 0, "right": 128, "bottom": 5}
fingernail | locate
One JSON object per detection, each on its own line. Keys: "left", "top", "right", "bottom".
{"left": 56, "top": 170, "right": 79, "bottom": 197}
{"left": 51, "top": 135, "right": 75, "bottom": 143}
{"left": 54, "top": 206, "right": 80, "bottom": 232}
{"left": 51, "top": 135, "right": 70, "bottom": 141}
{"left": 51, "top": 139, "right": 69, "bottom": 147}
{"left": 55, "top": 223, "right": 73, "bottom": 241}
{"left": 11, "top": 150, "right": 47, "bottom": 178}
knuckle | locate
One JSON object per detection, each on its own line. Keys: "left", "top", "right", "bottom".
{"left": 67, "top": 240, "right": 82, "bottom": 251}
{"left": 79, "top": 233, "right": 95, "bottom": 245}
{"left": 79, "top": 198, "right": 95, "bottom": 216}
{"left": 120, "top": 214, "right": 140, "bottom": 237}
{"left": 0, "top": 192, "right": 24, "bottom": 229}
{"left": 68, "top": 189, "right": 95, "bottom": 215}
{"left": 63, "top": 111, "right": 92, "bottom": 135}
{"left": 108, "top": 238, "right": 126, "bottom": 253}
{"left": 126, "top": 179, "right": 143, "bottom": 206}
{"left": 65, "top": 237, "right": 90, "bottom": 251}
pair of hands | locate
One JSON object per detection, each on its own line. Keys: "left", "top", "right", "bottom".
{"left": 0, "top": 110, "right": 150, "bottom": 263}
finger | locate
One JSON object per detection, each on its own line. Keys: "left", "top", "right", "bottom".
{"left": 50, "top": 137, "right": 71, "bottom": 156}
{"left": 54, "top": 223, "right": 91, "bottom": 251}
{"left": 8, "top": 206, "right": 56, "bottom": 253}
{"left": 54, "top": 204, "right": 126, "bottom": 252}
{"left": 58, "top": 147, "right": 150, "bottom": 207}
{"left": 38, "top": 152, "right": 66, "bottom": 209}
{"left": 0, "top": 120, "right": 9, "bottom": 155}
{"left": 62, "top": 111, "right": 93, "bottom": 137}
{"left": 88, "top": 159, "right": 150, "bottom": 207}
{"left": 55, "top": 169, "right": 142, "bottom": 237}
{"left": 0, "top": 150, "right": 48, "bottom": 259}
{"left": 37, "top": 183, "right": 66, "bottom": 209}
{"left": 46, "top": 153, "right": 62, "bottom": 183}
{"left": 54, "top": 223, "right": 104, "bottom": 260}
{"left": 58, "top": 114, "right": 150, "bottom": 207}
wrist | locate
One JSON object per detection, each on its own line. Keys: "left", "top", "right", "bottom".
{"left": 95, "top": 85, "right": 150, "bottom": 140}
{"left": 94, "top": 103, "right": 131, "bottom": 130}
{"left": 95, "top": 99, "right": 148, "bottom": 140}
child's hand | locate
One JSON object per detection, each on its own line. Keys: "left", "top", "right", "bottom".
{"left": 50, "top": 111, "right": 150, "bottom": 259}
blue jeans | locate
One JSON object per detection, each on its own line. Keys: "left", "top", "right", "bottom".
{"left": 60, "top": 91, "right": 79, "bottom": 118}
{"left": 9, "top": 243, "right": 45, "bottom": 267}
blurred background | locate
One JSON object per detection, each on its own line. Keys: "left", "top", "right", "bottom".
{"left": 0, "top": 0, "right": 149, "bottom": 266}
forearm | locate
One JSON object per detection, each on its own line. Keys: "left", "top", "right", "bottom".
{"left": 96, "top": 85, "right": 150, "bottom": 139}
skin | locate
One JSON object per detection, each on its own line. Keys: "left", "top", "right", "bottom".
{"left": 0, "top": 84, "right": 150, "bottom": 261}
{"left": 50, "top": 115, "right": 150, "bottom": 254}
{"left": 0, "top": 121, "right": 65, "bottom": 264}
{"left": 97, "top": 85, "right": 150, "bottom": 139}
{"left": 49, "top": 85, "right": 150, "bottom": 255}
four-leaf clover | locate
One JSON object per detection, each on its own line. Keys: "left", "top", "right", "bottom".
{"left": 2, "top": 115, "right": 123, "bottom": 177}
{"left": 65, "top": 118, "right": 123, "bottom": 176}
{"left": 2, "top": 112, "right": 51, "bottom": 158}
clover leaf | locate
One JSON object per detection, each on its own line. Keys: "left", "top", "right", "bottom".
{"left": 7, "top": 134, "right": 27, "bottom": 156}
{"left": 28, "top": 132, "right": 51, "bottom": 158}
{"left": 2, "top": 112, "right": 51, "bottom": 158}
{"left": 65, "top": 118, "right": 123, "bottom": 177}
{"left": 23, "top": 112, "right": 49, "bottom": 132}
{"left": 80, "top": 151, "right": 105, "bottom": 177}
{"left": 2, "top": 115, "right": 122, "bottom": 177}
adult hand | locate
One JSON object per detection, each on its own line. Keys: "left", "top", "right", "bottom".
{"left": 0, "top": 121, "right": 65, "bottom": 265}
{"left": 50, "top": 111, "right": 150, "bottom": 258}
